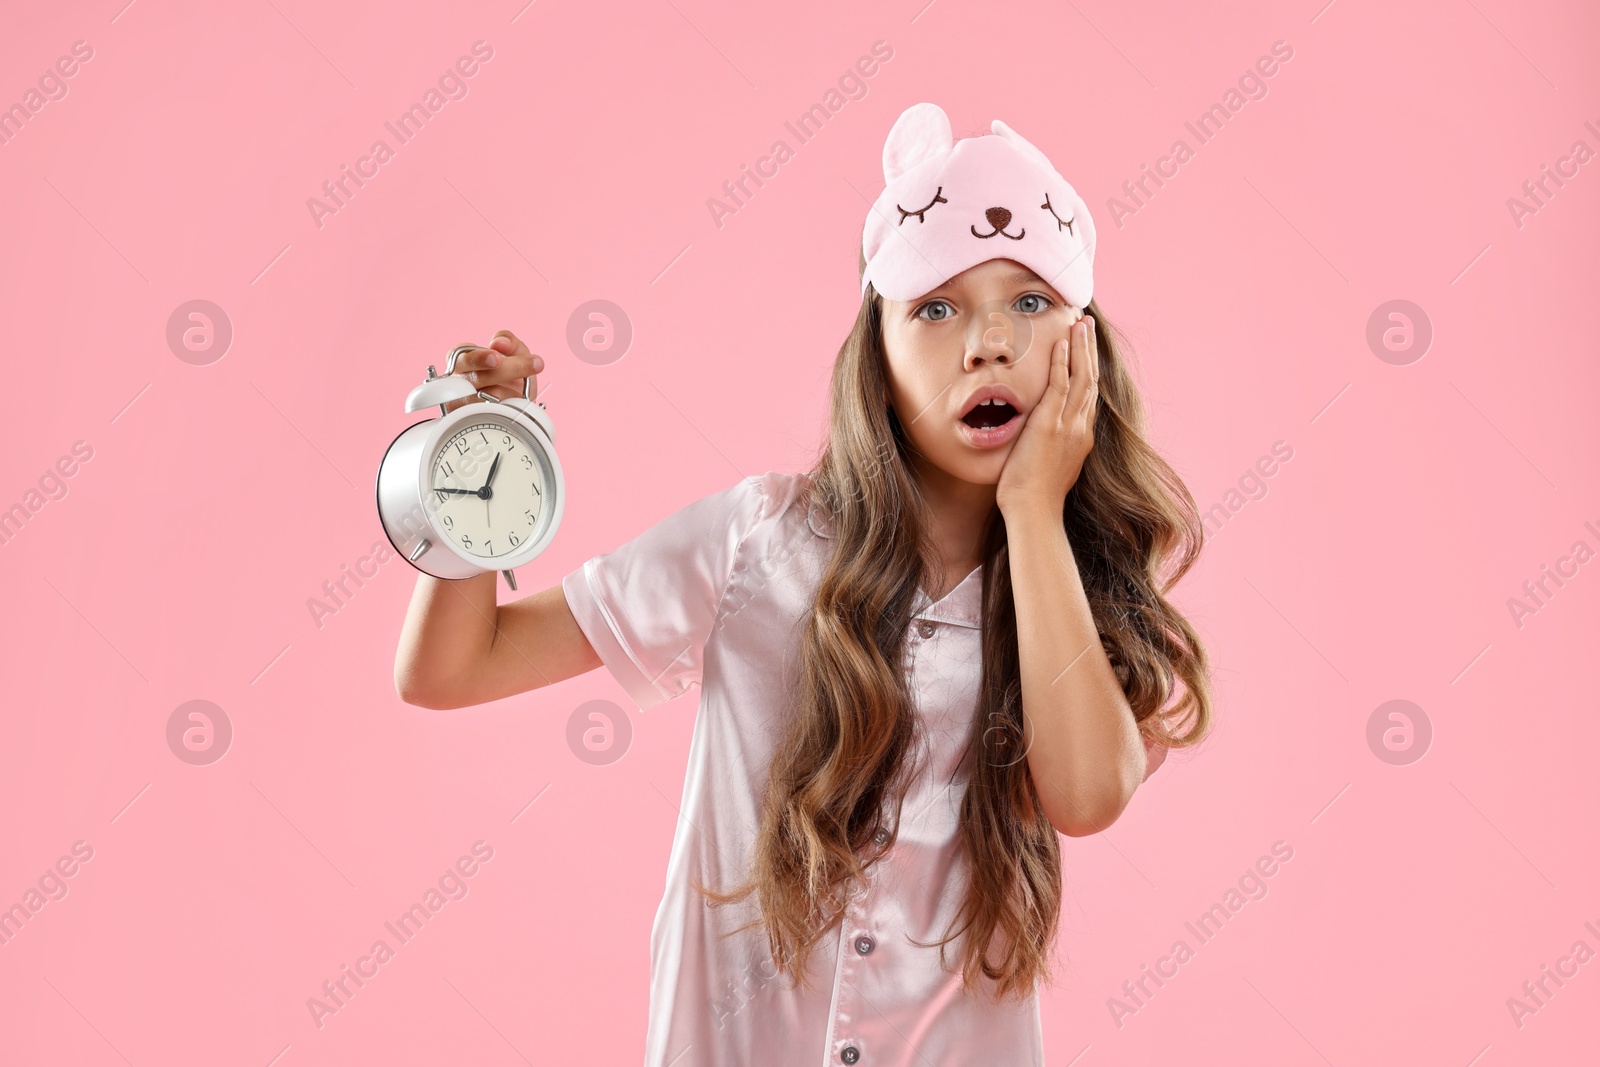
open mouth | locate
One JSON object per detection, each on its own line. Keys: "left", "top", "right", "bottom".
{"left": 961, "top": 398, "right": 1020, "bottom": 429}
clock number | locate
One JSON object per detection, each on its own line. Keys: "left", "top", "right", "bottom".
{"left": 485, "top": 540, "right": 493, "bottom": 554}
{"left": 455, "top": 438, "right": 470, "bottom": 455}
{"left": 461, "top": 534, "right": 472, "bottom": 548}
{"left": 502, "top": 435, "right": 516, "bottom": 450}
{"left": 441, "top": 460, "right": 455, "bottom": 478}
{"left": 434, "top": 490, "right": 448, "bottom": 505}
{"left": 521, "top": 454, "right": 533, "bottom": 469}
{"left": 442, "top": 515, "right": 453, "bottom": 528}
{"left": 509, "top": 533, "right": 520, "bottom": 548}
{"left": 531, "top": 482, "right": 541, "bottom": 497}
{"left": 480, "top": 431, "right": 490, "bottom": 445}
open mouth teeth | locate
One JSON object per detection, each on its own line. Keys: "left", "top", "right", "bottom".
{"left": 962, "top": 399, "right": 1019, "bottom": 429}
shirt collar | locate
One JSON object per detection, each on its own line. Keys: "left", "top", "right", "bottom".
{"left": 914, "top": 565, "right": 984, "bottom": 628}
{"left": 806, "top": 499, "right": 983, "bottom": 629}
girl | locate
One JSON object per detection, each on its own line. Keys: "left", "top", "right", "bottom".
{"left": 395, "top": 102, "right": 1211, "bottom": 1066}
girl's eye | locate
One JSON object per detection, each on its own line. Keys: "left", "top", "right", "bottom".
{"left": 916, "top": 300, "right": 954, "bottom": 322}
{"left": 1014, "top": 293, "right": 1052, "bottom": 314}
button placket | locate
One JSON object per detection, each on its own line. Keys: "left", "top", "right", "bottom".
{"left": 830, "top": 887, "right": 863, "bottom": 1061}
{"left": 833, "top": 871, "right": 881, "bottom": 1065}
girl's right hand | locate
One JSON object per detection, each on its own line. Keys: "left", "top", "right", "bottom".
{"left": 442, "top": 330, "right": 544, "bottom": 414}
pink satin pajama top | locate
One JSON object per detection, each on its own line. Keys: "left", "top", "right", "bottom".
{"left": 560, "top": 470, "right": 1046, "bottom": 1067}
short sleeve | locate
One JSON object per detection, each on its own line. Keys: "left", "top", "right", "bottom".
{"left": 561, "top": 474, "right": 771, "bottom": 711}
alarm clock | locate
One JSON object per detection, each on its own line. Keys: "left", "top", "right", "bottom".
{"left": 376, "top": 344, "right": 564, "bottom": 590}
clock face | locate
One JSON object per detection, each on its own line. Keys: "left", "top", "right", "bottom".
{"left": 428, "top": 420, "right": 547, "bottom": 559}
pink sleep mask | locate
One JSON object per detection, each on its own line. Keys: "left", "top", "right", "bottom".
{"left": 860, "top": 102, "right": 1096, "bottom": 309}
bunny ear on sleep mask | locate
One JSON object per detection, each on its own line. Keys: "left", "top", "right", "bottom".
{"left": 860, "top": 102, "right": 1096, "bottom": 309}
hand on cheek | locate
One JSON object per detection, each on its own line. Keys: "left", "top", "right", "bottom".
{"left": 995, "top": 316, "right": 1099, "bottom": 517}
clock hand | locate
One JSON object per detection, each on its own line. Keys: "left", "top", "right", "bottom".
{"left": 432, "top": 486, "right": 479, "bottom": 495}
{"left": 481, "top": 452, "right": 502, "bottom": 530}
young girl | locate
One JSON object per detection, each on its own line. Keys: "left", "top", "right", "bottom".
{"left": 395, "top": 101, "right": 1211, "bottom": 1066}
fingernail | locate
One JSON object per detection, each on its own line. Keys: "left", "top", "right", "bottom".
{"left": 486, "top": 351, "right": 501, "bottom": 366}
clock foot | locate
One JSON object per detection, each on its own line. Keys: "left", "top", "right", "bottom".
{"left": 501, "top": 569, "right": 518, "bottom": 591}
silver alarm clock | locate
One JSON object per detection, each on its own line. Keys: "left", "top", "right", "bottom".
{"left": 376, "top": 344, "right": 564, "bottom": 590}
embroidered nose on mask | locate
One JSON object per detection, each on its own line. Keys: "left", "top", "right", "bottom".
{"left": 973, "top": 207, "right": 1022, "bottom": 239}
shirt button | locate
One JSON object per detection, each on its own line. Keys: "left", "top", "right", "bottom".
{"left": 873, "top": 828, "right": 890, "bottom": 845}
{"left": 916, "top": 620, "right": 935, "bottom": 639}
{"left": 854, "top": 935, "right": 876, "bottom": 955}
{"left": 841, "top": 1047, "right": 861, "bottom": 1064}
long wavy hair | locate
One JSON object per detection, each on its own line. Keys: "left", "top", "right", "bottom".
{"left": 695, "top": 255, "right": 1213, "bottom": 1003}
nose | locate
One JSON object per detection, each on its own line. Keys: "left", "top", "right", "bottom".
{"left": 985, "top": 207, "right": 1012, "bottom": 230}
{"left": 965, "top": 309, "right": 1016, "bottom": 370}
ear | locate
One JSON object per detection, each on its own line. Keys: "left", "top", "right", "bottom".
{"left": 989, "top": 118, "right": 1055, "bottom": 175}
{"left": 883, "top": 102, "right": 954, "bottom": 183}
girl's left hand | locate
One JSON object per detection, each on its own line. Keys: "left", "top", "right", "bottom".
{"left": 995, "top": 314, "right": 1098, "bottom": 517}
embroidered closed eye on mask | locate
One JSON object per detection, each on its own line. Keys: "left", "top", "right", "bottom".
{"left": 859, "top": 101, "right": 1097, "bottom": 309}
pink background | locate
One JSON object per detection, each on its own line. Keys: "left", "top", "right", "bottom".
{"left": 2, "top": 0, "right": 1597, "bottom": 1063}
